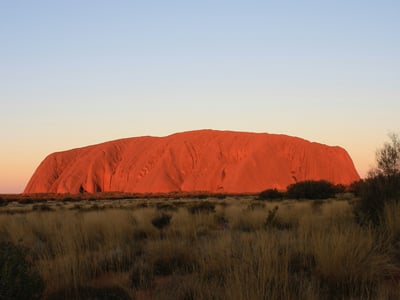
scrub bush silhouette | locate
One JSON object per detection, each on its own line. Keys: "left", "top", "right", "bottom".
{"left": 354, "top": 133, "right": 400, "bottom": 225}
{"left": 286, "top": 180, "right": 336, "bottom": 199}
{"left": 151, "top": 213, "right": 172, "bottom": 230}
{"left": 259, "top": 188, "right": 284, "bottom": 200}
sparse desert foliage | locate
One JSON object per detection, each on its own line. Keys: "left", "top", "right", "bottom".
{"left": 258, "top": 188, "right": 284, "bottom": 200}
{"left": 376, "top": 133, "right": 400, "bottom": 177}
{"left": 354, "top": 133, "right": 400, "bottom": 224}
{"left": 0, "top": 195, "right": 399, "bottom": 300}
{"left": 286, "top": 180, "right": 337, "bottom": 199}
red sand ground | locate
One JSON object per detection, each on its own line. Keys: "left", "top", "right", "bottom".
{"left": 24, "top": 130, "right": 360, "bottom": 194}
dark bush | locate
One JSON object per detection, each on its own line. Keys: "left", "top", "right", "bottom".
{"left": 188, "top": 201, "right": 215, "bottom": 214}
{"left": 61, "top": 197, "right": 78, "bottom": 202}
{"left": 0, "top": 242, "right": 44, "bottom": 300}
{"left": 334, "top": 184, "right": 347, "bottom": 193}
{"left": 151, "top": 213, "right": 172, "bottom": 230}
{"left": 286, "top": 180, "right": 336, "bottom": 199}
{"left": 0, "top": 199, "right": 8, "bottom": 207}
{"left": 214, "top": 214, "right": 229, "bottom": 229}
{"left": 354, "top": 134, "right": 400, "bottom": 225}
{"left": 132, "top": 229, "right": 149, "bottom": 241}
{"left": 259, "top": 188, "right": 284, "bottom": 200}
{"left": 153, "top": 252, "right": 198, "bottom": 276}
{"left": 348, "top": 179, "right": 365, "bottom": 196}
{"left": 17, "top": 198, "right": 34, "bottom": 205}
{"left": 288, "top": 252, "right": 316, "bottom": 276}
{"left": 354, "top": 174, "right": 400, "bottom": 225}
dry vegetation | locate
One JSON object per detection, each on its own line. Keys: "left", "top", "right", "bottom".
{"left": 1, "top": 196, "right": 400, "bottom": 299}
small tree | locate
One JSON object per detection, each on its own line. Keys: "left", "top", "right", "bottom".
{"left": 354, "top": 133, "right": 400, "bottom": 225}
{"left": 259, "top": 188, "right": 284, "bottom": 200}
{"left": 376, "top": 133, "right": 400, "bottom": 177}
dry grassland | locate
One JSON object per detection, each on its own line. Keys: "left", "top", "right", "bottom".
{"left": 0, "top": 196, "right": 399, "bottom": 299}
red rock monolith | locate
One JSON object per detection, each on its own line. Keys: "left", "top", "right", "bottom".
{"left": 24, "top": 130, "right": 360, "bottom": 194}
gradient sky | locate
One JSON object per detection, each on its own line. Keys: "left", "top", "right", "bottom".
{"left": 1, "top": 0, "right": 399, "bottom": 193}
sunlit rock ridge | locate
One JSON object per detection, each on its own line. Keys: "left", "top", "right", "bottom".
{"left": 24, "top": 130, "right": 360, "bottom": 194}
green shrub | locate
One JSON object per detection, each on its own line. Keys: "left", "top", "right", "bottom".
{"left": 286, "top": 180, "right": 336, "bottom": 199}
{"left": 259, "top": 188, "right": 284, "bottom": 200}
{"left": 0, "top": 242, "right": 44, "bottom": 300}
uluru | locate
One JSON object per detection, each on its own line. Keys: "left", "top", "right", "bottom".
{"left": 24, "top": 130, "right": 360, "bottom": 194}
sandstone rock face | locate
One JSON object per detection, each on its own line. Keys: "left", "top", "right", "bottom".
{"left": 24, "top": 130, "right": 360, "bottom": 194}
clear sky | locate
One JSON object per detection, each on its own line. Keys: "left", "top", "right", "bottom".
{"left": 1, "top": 0, "right": 399, "bottom": 193}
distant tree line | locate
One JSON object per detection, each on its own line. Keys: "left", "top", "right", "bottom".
{"left": 259, "top": 180, "right": 343, "bottom": 201}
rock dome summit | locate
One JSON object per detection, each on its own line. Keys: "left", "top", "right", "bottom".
{"left": 24, "top": 130, "right": 360, "bottom": 194}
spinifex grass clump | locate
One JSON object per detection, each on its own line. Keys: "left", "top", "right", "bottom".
{"left": 151, "top": 213, "right": 172, "bottom": 230}
{"left": 130, "top": 259, "right": 154, "bottom": 289}
{"left": 0, "top": 242, "right": 44, "bottom": 300}
{"left": 263, "top": 206, "right": 293, "bottom": 230}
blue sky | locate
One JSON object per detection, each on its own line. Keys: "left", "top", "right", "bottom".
{"left": 1, "top": 0, "right": 399, "bottom": 193}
